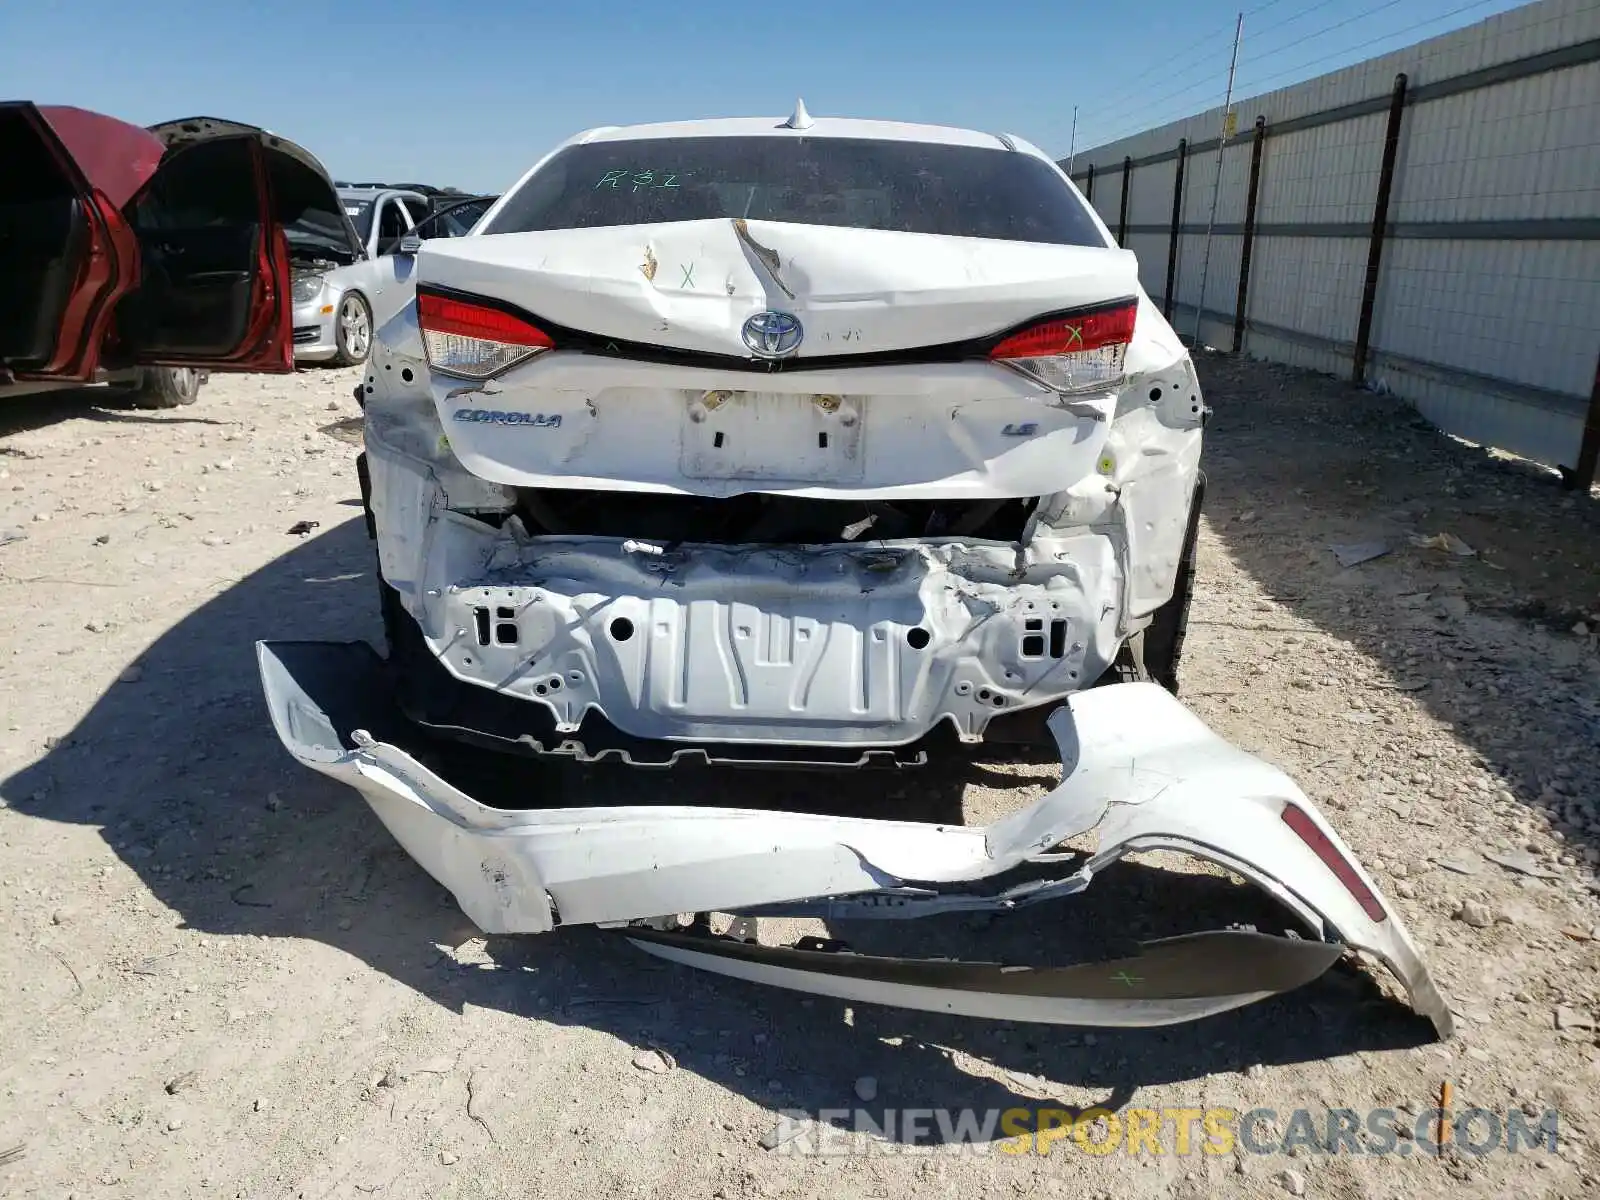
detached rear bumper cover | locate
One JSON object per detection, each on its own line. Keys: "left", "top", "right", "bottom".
{"left": 258, "top": 640, "right": 1451, "bottom": 1035}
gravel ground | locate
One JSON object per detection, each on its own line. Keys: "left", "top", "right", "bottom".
{"left": 0, "top": 356, "right": 1597, "bottom": 1199}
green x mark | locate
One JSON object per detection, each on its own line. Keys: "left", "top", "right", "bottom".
{"left": 1110, "top": 970, "right": 1143, "bottom": 989}
{"left": 1062, "top": 322, "right": 1085, "bottom": 349}
{"left": 681, "top": 262, "right": 696, "bottom": 289}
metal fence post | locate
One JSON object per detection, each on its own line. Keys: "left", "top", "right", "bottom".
{"left": 1570, "top": 348, "right": 1600, "bottom": 491}
{"left": 1233, "top": 116, "right": 1268, "bottom": 353}
{"left": 1353, "top": 72, "right": 1409, "bottom": 386}
{"left": 1086, "top": 163, "right": 1095, "bottom": 202}
{"left": 1163, "top": 139, "right": 1188, "bottom": 320}
{"left": 1117, "top": 155, "right": 1132, "bottom": 245}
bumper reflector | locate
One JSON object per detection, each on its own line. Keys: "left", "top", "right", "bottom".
{"left": 1281, "top": 803, "right": 1387, "bottom": 922}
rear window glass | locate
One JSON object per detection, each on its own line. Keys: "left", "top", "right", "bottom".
{"left": 482, "top": 136, "right": 1106, "bottom": 247}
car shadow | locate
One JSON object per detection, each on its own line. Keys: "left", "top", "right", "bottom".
{"left": 2, "top": 515, "right": 1436, "bottom": 1144}
{"left": 1193, "top": 351, "right": 1600, "bottom": 873}
{"left": 0, "top": 385, "right": 224, "bottom": 437}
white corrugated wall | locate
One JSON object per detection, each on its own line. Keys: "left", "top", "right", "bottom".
{"left": 1064, "top": 0, "right": 1600, "bottom": 472}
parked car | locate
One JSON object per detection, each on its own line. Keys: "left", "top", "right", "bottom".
{"left": 290, "top": 188, "right": 496, "bottom": 366}
{"left": 257, "top": 106, "right": 1453, "bottom": 1036}
{"left": 2, "top": 103, "right": 345, "bottom": 406}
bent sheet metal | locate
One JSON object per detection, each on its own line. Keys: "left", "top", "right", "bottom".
{"left": 258, "top": 639, "right": 1452, "bottom": 1036}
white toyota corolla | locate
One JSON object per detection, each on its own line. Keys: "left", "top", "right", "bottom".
{"left": 259, "top": 104, "right": 1451, "bottom": 1034}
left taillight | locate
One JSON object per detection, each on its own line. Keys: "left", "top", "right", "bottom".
{"left": 988, "top": 299, "right": 1137, "bottom": 394}
{"left": 417, "top": 291, "right": 554, "bottom": 380}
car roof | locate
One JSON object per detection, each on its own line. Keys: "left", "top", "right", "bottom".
{"left": 336, "top": 186, "right": 426, "bottom": 202}
{"left": 574, "top": 114, "right": 1023, "bottom": 152}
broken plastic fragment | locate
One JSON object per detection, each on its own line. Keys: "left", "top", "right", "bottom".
{"left": 1409, "top": 532, "right": 1475, "bottom": 557}
{"left": 1328, "top": 540, "right": 1390, "bottom": 568}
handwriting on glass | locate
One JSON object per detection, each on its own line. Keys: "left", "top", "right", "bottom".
{"left": 594, "top": 170, "right": 685, "bottom": 192}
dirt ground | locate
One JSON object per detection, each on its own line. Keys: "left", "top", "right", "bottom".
{"left": 1, "top": 356, "right": 1598, "bottom": 1200}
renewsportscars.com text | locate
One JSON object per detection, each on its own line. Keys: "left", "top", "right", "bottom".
{"left": 767, "top": 1105, "right": 1560, "bottom": 1157}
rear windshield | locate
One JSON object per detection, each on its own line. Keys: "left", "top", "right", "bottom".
{"left": 481, "top": 136, "right": 1106, "bottom": 247}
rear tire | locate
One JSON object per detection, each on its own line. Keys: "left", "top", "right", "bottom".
{"left": 356, "top": 451, "right": 402, "bottom": 657}
{"left": 125, "top": 366, "right": 202, "bottom": 409}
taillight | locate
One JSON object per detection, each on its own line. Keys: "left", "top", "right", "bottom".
{"left": 1280, "top": 803, "right": 1387, "bottom": 923}
{"left": 988, "top": 300, "right": 1137, "bottom": 394}
{"left": 417, "top": 291, "right": 554, "bottom": 380}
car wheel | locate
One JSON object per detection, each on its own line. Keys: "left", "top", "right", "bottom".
{"left": 334, "top": 292, "right": 373, "bottom": 366}
{"left": 127, "top": 367, "right": 203, "bottom": 409}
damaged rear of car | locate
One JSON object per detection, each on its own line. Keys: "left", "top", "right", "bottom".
{"left": 261, "top": 108, "right": 1451, "bottom": 1035}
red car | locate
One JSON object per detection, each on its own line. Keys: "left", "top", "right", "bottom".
{"left": 1, "top": 103, "right": 346, "bottom": 407}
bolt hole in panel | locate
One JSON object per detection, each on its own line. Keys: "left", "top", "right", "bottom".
{"left": 906, "top": 626, "right": 931, "bottom": 650}
{"left": 610, "top": 617, "right": 635, "bottom": 642}
{"left": 682, "top": 392, "right": 864, "bottom": 484}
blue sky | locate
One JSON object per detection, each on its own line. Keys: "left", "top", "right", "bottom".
{"left": 3, "top": 0, "right": 1530, "bottom": 193}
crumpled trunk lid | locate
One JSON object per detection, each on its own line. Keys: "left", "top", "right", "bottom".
{"left": 413, "top": 220, "right": 1147, "bottom": 499}
{"left": 416, "top": 218, "right": 1141, "bottom": 357}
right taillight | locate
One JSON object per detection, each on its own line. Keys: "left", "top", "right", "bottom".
{"left": 417, "top": 290, "right": 554, "bottom": 380}
{"left": 988, "top": 299, "right": 1137, "bottom": 394}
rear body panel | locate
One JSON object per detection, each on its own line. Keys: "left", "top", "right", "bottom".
{"left": 363, "top": 339, "right": 1202, "bottom": 746}
{"left": 433, "top": 351, "right": 1125, "bottom": 500}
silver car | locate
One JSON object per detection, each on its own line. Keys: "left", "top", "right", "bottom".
{"left": 289, "top": 188, "right": 495, "bottom": 365}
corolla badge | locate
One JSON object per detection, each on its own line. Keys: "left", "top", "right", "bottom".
{"left": 741, "top": 310, "right": 804, "bottom": 359}
{"left": 451, "top": 408, "right": 562, "bottom": 428}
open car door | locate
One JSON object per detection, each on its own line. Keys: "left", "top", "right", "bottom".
{"left": 124, "top": 118, "right": 352, "bottom": 374}
{"left": 1, "top": 105, "right": 349, "bottom": 384}
{"left": 0, "top": 103, "right": 150, "bottom": 381}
